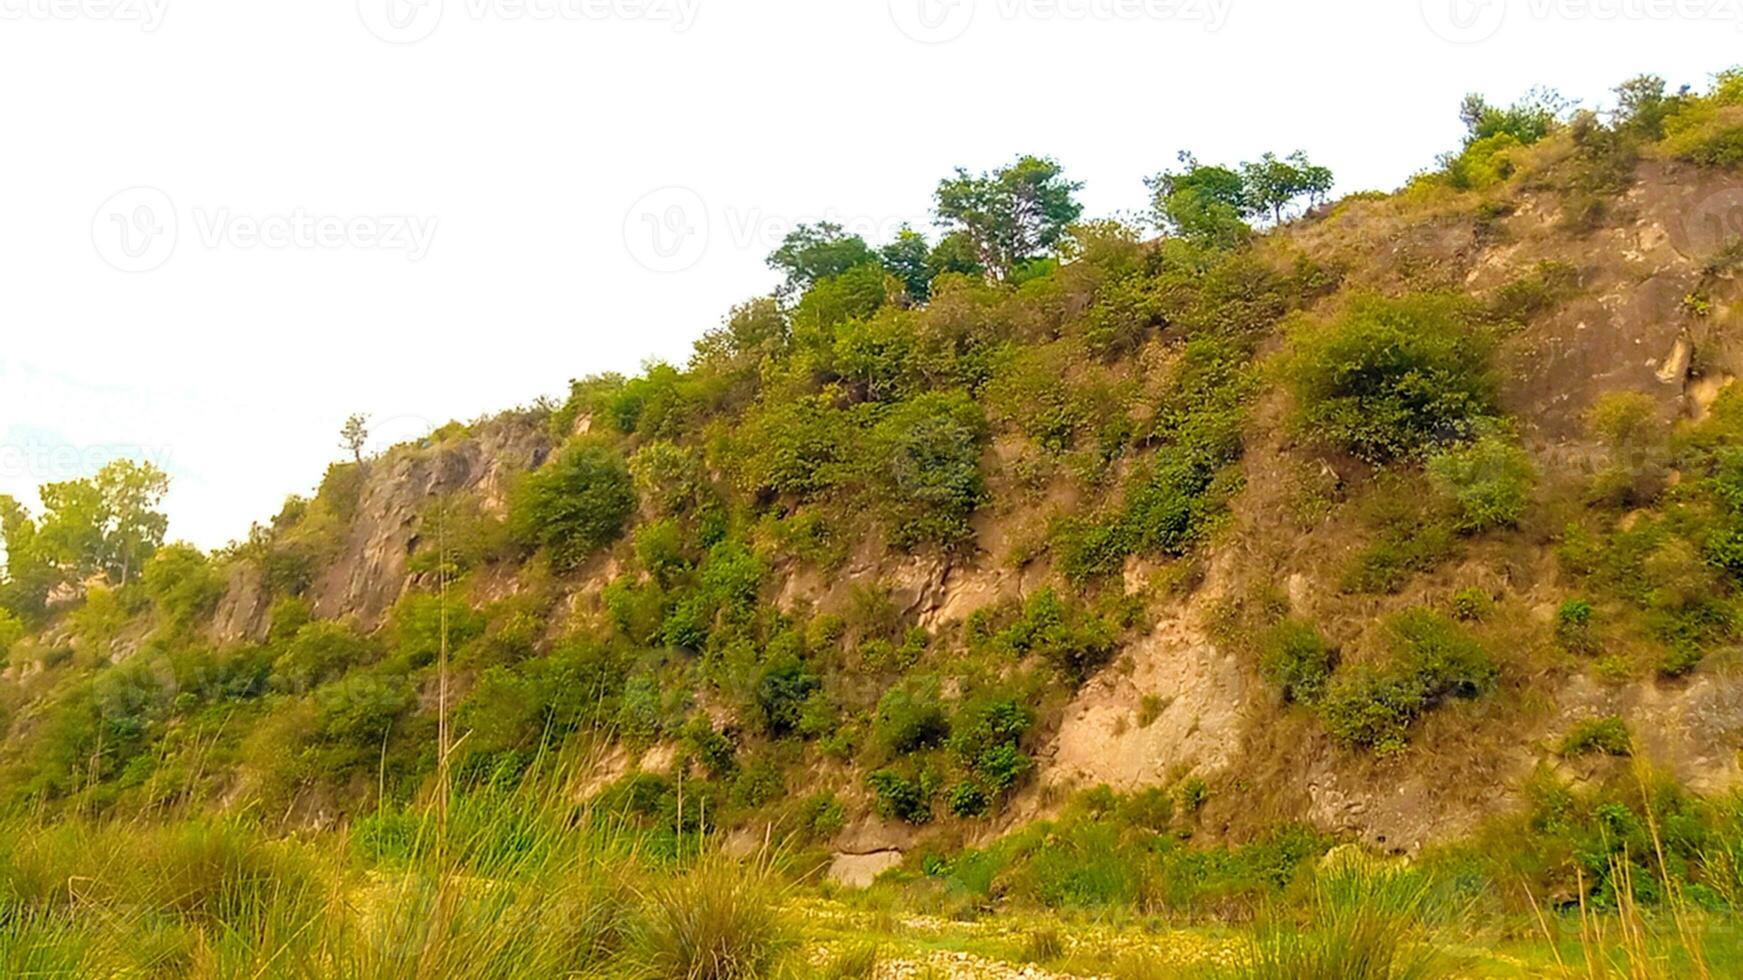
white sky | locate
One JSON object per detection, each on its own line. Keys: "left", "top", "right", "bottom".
{"left": 1, "top": 0, "right": 1739, "bottom": 549}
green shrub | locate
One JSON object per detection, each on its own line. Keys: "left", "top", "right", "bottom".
{"left": 1259, "top": 619, "right": 1337, "bottom": 705}
{"left": 1489, "top": 260, "right": 1579, "bottom": 324}
{"left": 948, "top": 781, "right": 991, "bottom": 818}
{"left": 390, "top": 592, "right": 486, "bottom": 668}
{"left": 1180, "top": 777, "right": 1210, "bottom": 815}
{"left": 1318, "top": 610, "right": 1498, "bottom": 754}
{"left": 1341, "top": 524, "right": 1456, "bottom": 595}
{"left": 629, "top": 441, "right": 710, "bottom": 517}
{"left": 625, "top": 858, "right": 792, "bottom": 980}
{"left": 753, "top": 651, "right": 819, "bottom": 737}
{"left": 1554, "top": 599, "right": 1598, "bottom": 654}
{"left": 1426, "top": 427, "right": 1535, "bottom": 532}
{"left": 1561, "top": 716, "right": 1632, "bottom": 757}
{"left": 1450, "top": 587, "right": 1492, "bottom": 621}
{"left": 950, "top": 696, "right": 1034, "bottom": 798}
{"left": 872, "top": 678, "right": 949, "bottom": 756}
{"left": 1587, "top": 391, "right": 1669, "bottom": 508}
{"left": 509, "top": 439, "right": 636, "bottom": 569}
{"left": 0, "top": 608, "right": 26, "bottom": 662}
{"left": 861, "top": 391, "right": 988, "bottom": 549}
{"left": 868, "top": 768, "right": 934, "bottom": 824}
{"left": 980, "top": 589, "right": 1120, "bottom": 684}
{"left": 141, "top": 544, "right": 225, "bottom": 628}
{"left": 1232, "top": 862, "right": 1438, "bottom": 980}
{"left": 271, "top": 620, "right": 378, "bottom": 693}
{"left": 731, "top": 396, "right": 849, "bottom": 500}
{"left": 1286, "top": 294, "right": 1498, "bottom": 462}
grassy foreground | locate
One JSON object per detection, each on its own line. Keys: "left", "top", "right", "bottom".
{"left": 4, "top": 764, "right": 1743, "bottom": 979}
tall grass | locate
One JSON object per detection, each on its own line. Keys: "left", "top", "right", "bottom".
{"left": 0, "top": 751, "right": 796, "bottom": 978}
{"left": 1227, "top": 859, "right": 1444, "bottom": 980}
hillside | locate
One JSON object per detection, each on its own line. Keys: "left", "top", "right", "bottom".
{"left": 5, "top": 71, "right": 1743, "bottom": 976}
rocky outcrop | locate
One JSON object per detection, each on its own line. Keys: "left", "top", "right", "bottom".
{"left": 308, "top": 419, "right": 550, "bottom": 630}
{"left": 210, "top": 561, "right": 271, "bottom": 645}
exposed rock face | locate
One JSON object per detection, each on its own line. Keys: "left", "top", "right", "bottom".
{"left": 1045, "top": 609, "right": 1250, "bottom": 792}
{"left": 307, "top": 419, "right": 549, "bottom": 630}
{"left": 210, "top": 561, "right": 271, "bottom": 644}
{"left": 827, "top": 850, "right": 904, "bottom": 888}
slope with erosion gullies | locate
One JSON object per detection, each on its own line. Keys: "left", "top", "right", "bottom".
{"left": 3, "top": 89, "right": 1743, "bottom": 881}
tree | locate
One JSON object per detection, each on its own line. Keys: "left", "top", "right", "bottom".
{"left": 1459, "top": 88, "right": 1567, "bottom": 146}
{"left": 1239, "top": 151, "right": 1334, "bottom": 225}
{"left": 2, "top": 460, "right": 169, "bottom": 590}
{"left": 767, "top": 222, "right": 877, "bottom": 297}
{"left": 1146, "top": 152, "right": 1253, "bottom": 246}
{"left": 508, "top": 439, "right": 636, "bottom": 569}
{"left": 878, "top": 226, "right": 933, "bottom": 303}
{"left": 96, "top": 460, "right": 170, "bottom": 584}
{"left": 0, "top": 495, "right": 59, "bottom": 621}
{"left": 933, "top": 155, "right": 1083, "bottom": 279}
{"left": 1612, "top": 74, "right": 1688, "bottom": 140}
{"left": 340, "top": 413, "right": 370, "bottom": 466}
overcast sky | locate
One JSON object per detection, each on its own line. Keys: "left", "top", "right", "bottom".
{"left": 1, "top": 0, "right": 1739, "bottom": 549}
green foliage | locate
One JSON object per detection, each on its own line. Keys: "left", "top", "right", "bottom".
{"left": 862, "top": 391, "right": 988, "bottom": 549}
{"left": 934, "top": 155, "right": 1083, "bottom": 278}
{"left": 871, "top": 678, "right": 949, "bottom": 757}
{"left": 1450, "top": 588, "right": 1493, "bottom": 622}
{"left": 630, "top": 441, "right": 710, "bottom": 517}
{"left": 1425, "top": 427, "right": 1535, "bottom": 532}
{"left": 868, "top": 766, "right": 937, "bottom": 825}
{"left": 624, "top": 859, "right": 791, "bottom": 980}
{"left": 1340, "top": 478, "right": 1459, "bottom": 595}
{"left": 950, "top": 696, "right": 1034, "bottom": 797}
{"left": 509, "top": 439, "right": 636, "bottom": 569}
{"left": 1056, "top": 339, "right": 1253, "bottom": 581}
{"left": 1287, "top": 293, "right": 1499, "bottom": 463}
{"left": 1555, "top": 599, "right": 1598, "bottom": 654}
{"left": 917, "top": 797, "right": 1330, "bottom": 913}
{"left": 1179, "top": 777, "right": 1210, "bottom": 815}
{"left": 271, "top": 620, "right": 378, "bottom": 694}
{"left": 753, "top": 650, "right": 819, "bottom": 737}
{"left": 767, "top": 221, "right": 878, "bottom": 297}
{"left": 1146, "top": 154, "right": 1252, "bottom": 247}
{"left": 390, "top": 591, "right": 487, "bottom": 668}
{"left": 1232, "top": 862, "right": 1439, "bottom": 980}
{"left": 1489, "top": 260, "right": 1580, "bottom": 324}
{"left": 1445, "top": 132, "right": 1524, "bottom": 190}
{"left": 1259, "top": 619, "right": 1337, "bottom": 705}
{"left": 1318, "top": 610, "right": 1498, "bottom": 754}
{"left": 0, "top": 608, "right": 22, "bottom": 661}
{"left": 731, "top": 396, "right": 849, "bottom": 500}
{"left": 1238, "top": 151, "right": 1335, "bottom": 224}
{"left": 4, "top": 460, "right": 171, "bottom": 590}
{"left": 973, "top": 589, "right": 1121, "bottom": 685}
{"left": 1587, "top": 391, "right": 1669, "bottom": 508}
{"left": 1561, "top": 716, "right": 1632, "bottom": 757}
{"left": 1460, "top": 88, "right": 1565, "bottom": 146}
{"left": 141, "top": 544, "right": 224, "bottom": 628}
